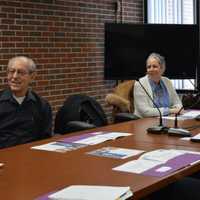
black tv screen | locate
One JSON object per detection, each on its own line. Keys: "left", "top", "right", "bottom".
{"left": 104, "top": 23, "right": 199, "bottom": 80}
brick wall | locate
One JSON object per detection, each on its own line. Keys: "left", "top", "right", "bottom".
{"left": 0, "top": 0, "right": 143, "bottom": 123}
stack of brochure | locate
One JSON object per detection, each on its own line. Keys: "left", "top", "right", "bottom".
{"left": 31, "top": 132, "right": 132, "bottom": 153}
{"left": 48, "top": 185, "right": 133, "bottom": 200}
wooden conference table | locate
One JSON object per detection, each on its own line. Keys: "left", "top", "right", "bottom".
{"left": 0, "top": 117, "right": 200, "bottom": 200}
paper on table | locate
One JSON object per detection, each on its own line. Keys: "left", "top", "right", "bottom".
{"left": 181, "top": 133, "right": 200, "bottom": 141}
{"left": 31, "top": 142, "right": 68, "bottom": 152}
{"left": 101, "top": 132, "right": 132, "bottom": 139}
{"left": 59, "top": 132, "right": 104, "bottom": 143}
{"left": 162, "top": 110, "right": 200, "bottom": 120}
{"left": 180, "top": 137, "right": 191, "bottom": 141}
{"left": 162, "top": 116, "right": 185, "bottom": 120}
{"left": 48, "top": 185, "right": 133, "bottom": 200}
{"left": 142, "top": 153, "right": 200, "bottom": 177}
{"left": 181, "top": 110, "right": 200, "bottom": 119}
{"left": 87, "top": 147, "right": 144, "bottom": 159}
{"left": 191, "top": 133, "right": 200, "bottom": 139}
{"left": 113, "top": 159, "right": 161, "bottom": 174}
{"left": 139, "top": 149, "right": 185, "bottom": 163}
{"left": 31, "top": 142, "right": 85, "bottom": 152}
{"left": 74, "top": 132, "right": 132, "bottom": 145}
{"left": 113, "top": 149, "right": 200, "bottom": 174}
{"left": 74, "top": 135, "right": 108, "bottom": 145}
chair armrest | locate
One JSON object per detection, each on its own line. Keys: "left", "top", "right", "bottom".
{"left": 66, "top": 121, "right": 96, "bottom": 132}
{"left": 114, "top": 113, "right": 140, "bottom": 123}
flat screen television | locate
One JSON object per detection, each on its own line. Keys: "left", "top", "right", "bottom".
{"left": 104, "top": 23, "right": 199, "bottom": 80}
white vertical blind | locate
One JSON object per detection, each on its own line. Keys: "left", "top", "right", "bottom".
{"left": 147, "top": 0, "right": 194, "bottom": 24}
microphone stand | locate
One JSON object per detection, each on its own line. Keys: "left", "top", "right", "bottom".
{"left": 167, "top": 87, "right": 200, "bottom": 137}
{"left": 167, "top": 107, "right": 192, "bottom": 137}
{"left": 137, "top": 80, "right": 168, "bottom": 134}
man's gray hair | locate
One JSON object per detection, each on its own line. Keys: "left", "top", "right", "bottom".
{"left": 8, "top": 56, "right": 36, "bottom": 73}
{"left": 146, "top": 52, "right": 166, "bottom": 73}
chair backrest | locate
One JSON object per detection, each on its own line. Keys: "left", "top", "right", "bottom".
{"left": 105, "top": 80, "right": 135, "bottom": 117}
{"left": 54, "top": 94, "right": 107, "bottom": 134}
{"left": 182, "top": 94, "right": 200, "bottom": 109}
{"left": 114, "top": 80, "right": 135, "bottom": 111}
{"left": 114, "top": 80, "right": 134, "bottom": 102}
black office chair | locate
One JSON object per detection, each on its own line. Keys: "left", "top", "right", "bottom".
{"left": 54, "top": 94, "right": 108, "bottom": 134}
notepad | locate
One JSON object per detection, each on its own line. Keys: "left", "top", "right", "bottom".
{"left": 48, "top": 185, "right": 133, "bottom": 200}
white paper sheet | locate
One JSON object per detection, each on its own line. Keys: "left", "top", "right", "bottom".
{"left": 139, "top": 149, "right": 185, "bottom": 163}
{"left": 113, "top": 159, "right": 161, "bottom": 174}
{"left": 31, "top": 142, "right": 85, "bottom": 152}
{"left": 74, "top": 132, "right": 132, "bottom": 145}
{"left": 113, "top": 149, "right": 199, "bottom": 174}
{"left": 48, "top": 185, "right": 132, "bottom": 200}
{"left": 162, "top": 110, "right": 200, "bottom": 121}
{"left": 181, "top": 110, "right": 200, "bottom": 119}
{"left": 191, "top": 133, "right": 200, "bottom": 139}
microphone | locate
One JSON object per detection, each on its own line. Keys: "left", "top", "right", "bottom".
{"left": 137, "top": 80, "right": 168, "bottom": 134}
{"left": 167, "top": 107, "right": 192, "bottom": 137}
{"left": 167, "top": 77, "right": 200, "bottom": 136}
{"left": 167, "top": 80, "right": 200, "bottom": 137}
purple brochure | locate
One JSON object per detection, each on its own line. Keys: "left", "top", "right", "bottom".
{"left": 142, "top": 153, "right": 200, "bottom": 177}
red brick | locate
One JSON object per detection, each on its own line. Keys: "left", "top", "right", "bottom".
{"left": 0, "top": 0, "right": 143, "bottom": 122}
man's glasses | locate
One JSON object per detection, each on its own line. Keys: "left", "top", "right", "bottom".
{"left": 7, "top": 68, "right": 30, "bottom": 76}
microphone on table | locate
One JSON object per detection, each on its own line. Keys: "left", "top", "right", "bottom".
{"left": 167, "top": 107, "right": 192, "bottom": 137}
{"left": 167, "top": 79, "right": 200, "bottom": 137}
{"left": 137, "top": 80, "right": 168, "bottom": 134}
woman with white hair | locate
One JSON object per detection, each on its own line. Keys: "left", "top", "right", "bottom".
{"left": 134, "top": 52, "right": 182, "bottom": 118}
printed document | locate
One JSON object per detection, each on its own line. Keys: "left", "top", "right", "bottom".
{"left": 162, "top": 110, "right": 200, "bottom": 120}
{"left": 74, "top": 132, "right": 132, "bottom": 145}
{"left": 48, "top": 185, "right": 133, "bottom": 200}
{"left": 31, "top": 142, "right": 86, "bottom": 153}
{"left": 87, "top": 147, "right": 144, "bottom": 159}
{"left": 113, "top": 149, "right": 197, "bottom": 174}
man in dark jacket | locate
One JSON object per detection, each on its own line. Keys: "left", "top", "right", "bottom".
{"left": 0, "top": 56, "right": 52, "bottom": 149}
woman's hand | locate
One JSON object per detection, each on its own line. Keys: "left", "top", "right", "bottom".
{"left": 169, "top": 107, "right": 184, "bottom": 115}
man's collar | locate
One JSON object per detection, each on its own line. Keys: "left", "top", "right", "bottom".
{"left": 0, "top": 88, "right": 36, "bottom": 102}
{"left": 0, "top": 89, "right": 13, "bottom": 101}
{"left": 26, "top": 89, "right": 37, "bottom": 102}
